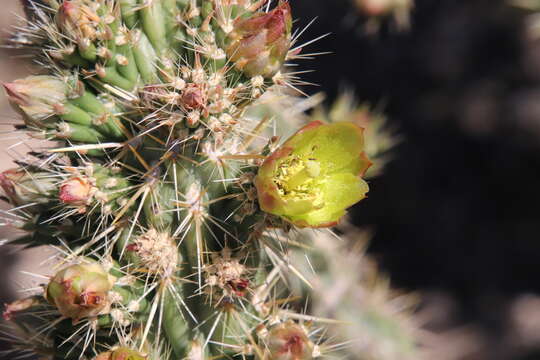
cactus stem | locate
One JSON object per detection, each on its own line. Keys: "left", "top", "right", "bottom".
{"left": 231, "top": 309, "right": 266, "bottom": 359}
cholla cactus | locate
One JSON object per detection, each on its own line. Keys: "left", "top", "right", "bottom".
{"left": 510, "top": 0, "right": 540, "bottom": 38}
{"left": 352, "top": 0, "right": 413, "bottom": 32}
{"left": 0, "top": 1, "right": 417, "bottom": 359}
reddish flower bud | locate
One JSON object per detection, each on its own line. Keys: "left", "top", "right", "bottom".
{"left": 181, "top": 83, "right": 207, "bottom": 110}
{"left": 0, "top": 168, "right": 56, "bottom": 207}
{"left": 355, "top": 0, "right": 413, "bottom": 20}
{"left": 3, "top": 76, "right": 68, "bottom": 126}
{"left": 57, "top": 0, "right": 101, "bottom": 43}
{"left": 263, "top": 321, "right": 315, "bottom": 360}
{"left": 227, "top": 2, "right": 292, "bottom": 78}
{"left": 46, "top": 263, "right": 115, "bottom": 320}
{"left": 59, "top": 176, "right": 94, "bottom": 206}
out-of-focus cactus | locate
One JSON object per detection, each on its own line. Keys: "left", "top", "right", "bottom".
{"left": 0, "top": 1, "right": 419, "bottom": 360}
{"left": 510, "top": 0, "right": 540, "bottom": 39}
{"left": 352, "top": 0, "right": 414, "bottom": 32}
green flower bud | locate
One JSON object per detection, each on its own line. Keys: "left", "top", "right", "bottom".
{"left": 94, "top": 347, "right": 146, "bottom": 360}
{"left": 0, "top": 168, "right": 56, "bottom": 207}
{"left": 226, "top": 2, "right": 292, "bottom": 78}
{"left": 255, "top": 121, "right": 372, "bottom": 227}
{"left": 262, "top": 321, "right": 314, "bottom": 360}
{"left": 46, "top": 263, "right": 115, "bottom": 320}
{"left": 3, "top": 75, "right": 68, "bottom": 127}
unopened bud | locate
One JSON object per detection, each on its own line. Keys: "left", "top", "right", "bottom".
{"left": 3, "top": 76, "right": 67, "bottom": 126}
{"left": 0, "top": 168, "right": 56, "bottom": 207}
{"left": 46, "top": 263, "right": 115, "bottom": 320}
{"left": 227, "top": 2, "right": 292, "bottom": 78}
{"left": 356, "top": 0, "right": 411, "bottom": 16}
{"left": 57, "top": 0, "right": 101, "bottom": 43}
{"left": 59, "top": 176, "right": 94, "bottom": 206}
{"left": 263, "top": 321, "right": 315, "bottom": 360}
{"left": 181, "top": 84, "right": 206, "bottom": 110}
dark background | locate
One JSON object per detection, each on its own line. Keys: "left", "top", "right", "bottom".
{"left": 292, "top": 0, "right": 540, "bottom": 359}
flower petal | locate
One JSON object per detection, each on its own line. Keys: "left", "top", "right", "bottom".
{"left": 289, "top": 174, "right": 369, "bottom": 227}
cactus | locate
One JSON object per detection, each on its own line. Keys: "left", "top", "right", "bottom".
{"left": 352, "top": 0, "right": 413, "bottom": 32}
{"left": 1, "top": 1, "right": 418, "bottom": 360}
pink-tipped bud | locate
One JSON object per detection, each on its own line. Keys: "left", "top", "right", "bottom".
{"left": 0, "top": 169, "right": 25, "bottom": 205}
{"left": 46, "top": 263, "right": 115, "bottom": 320}
{"left": 181, "top": 84, "right": 206, "bottom": 110}
{"left": 355, "top": 0, "right": 412, "bottom": 17}
{"left": 264, "top": 321, "right": 315, "bottom": 360}
{"left": 59, "top": 176, "right": 94, "bottom": 206}
{"left": 3, "top": 76, "right": 67, "bottom": 125}
{"left": 3, "top": 296, "right": 40, "bottom": 321}
{"left": 57, "top": 0, "right": 101, "bottom": 43}
{"left": 0, "top": 168, "right": 56, "bottom": 206}
{"left": 227, "top": 2, "right": 292, "bottom": 78}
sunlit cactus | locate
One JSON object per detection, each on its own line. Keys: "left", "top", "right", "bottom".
{"left": 0, "top": 1, "right": 418, "bottom": 359}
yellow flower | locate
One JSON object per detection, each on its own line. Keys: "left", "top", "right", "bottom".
{"left": 255, "top": 121, "right": 372, "bottom": 227}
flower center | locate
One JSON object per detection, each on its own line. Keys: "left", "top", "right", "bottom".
{"left": 274, "top": 155, "right": 324, "bottom": 209}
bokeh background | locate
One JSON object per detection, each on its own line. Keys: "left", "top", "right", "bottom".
{"left": 2, "top": 0, "right": 540, "bottom": 359}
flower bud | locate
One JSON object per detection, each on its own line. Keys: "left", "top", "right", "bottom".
{"left": 226, "top": 2, "right": 292, "bottom": 78}
{"left": 181, "top": 83, "right": 206, "bottom": 110}
{"left": 255, "top": 121, "right": 371, "bottom": 227}
{"left": 263, "top": 321, "right": 314, "bottom": 360}
{"left": 0, "top": 168, "right": 56, "bottom": 207}
{"left": 3, "top": 296, "right": 40, "bottom": 320}
{"left": 46, "top": 263, "right": 115, "bottom": 320}
{"left": 355, "top": 0, "right": 412, "bottom": 18}
{"left": 57, "top": 0, "right": 101, "bottom": 44}
{"left": 94, "top": 347, "right": 146, "bottom": 360}
{"left": 59, "top": 176, "right": 94, "bottom": 206}
{"left": 3, "top": 76, "right": 67, "bottom": 126}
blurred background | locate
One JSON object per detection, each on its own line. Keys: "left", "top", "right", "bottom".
{"left": 2, "top": 0, "right": 540, "bottom": 359}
